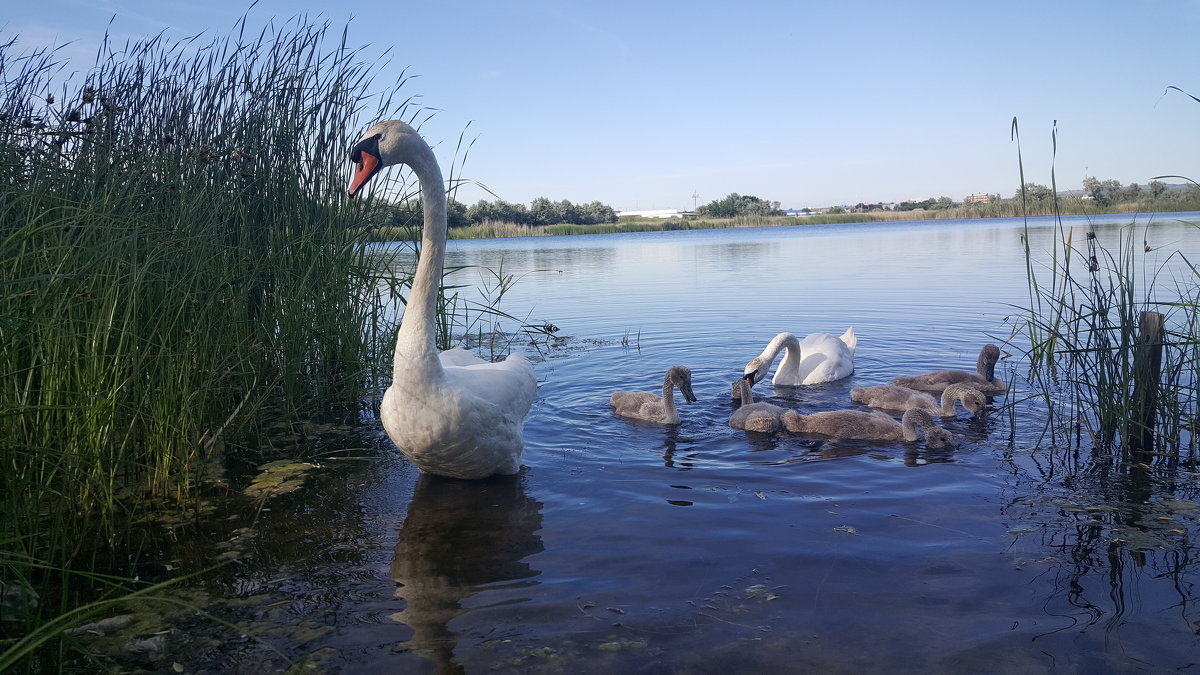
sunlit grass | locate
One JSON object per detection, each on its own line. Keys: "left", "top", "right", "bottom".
{"left": 0, "top": 15, "right": 421, "bottom": 668}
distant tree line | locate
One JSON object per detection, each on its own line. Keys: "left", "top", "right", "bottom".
{"left": 385, "top": 196, "right": 619, "bottom": 228}
{"left": 379, "top": 178, "right": 1199, "bottom": 230}
{"left": 853, "top": 196, "right": 962, "bottom": 212}
{"left": 696, "top": 193, "right": 784, "bottom": 218}
{"left": 849, "top": 178, "right": 1200, "bottom": 215}
{"left": 1010, "top": 178, "right": 1194, "bottom": 209}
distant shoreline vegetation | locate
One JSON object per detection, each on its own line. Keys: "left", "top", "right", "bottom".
{"left": 364, "top": 182, "right": 1200, "bottom": 242}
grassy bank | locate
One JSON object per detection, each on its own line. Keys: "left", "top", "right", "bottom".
{"left": 364, "top": 213, "right": 889, "bottom": 241}
{"left": 0, "top": 18, "right": 411, "bottom": 669}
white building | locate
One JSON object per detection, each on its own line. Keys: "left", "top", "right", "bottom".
{"left": 617, "top": 209, "right": 693, "bottom": 219}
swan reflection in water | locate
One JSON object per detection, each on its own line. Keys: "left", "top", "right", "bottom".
{"left": 390, "top": 473, "right": 544, "bottom": 672}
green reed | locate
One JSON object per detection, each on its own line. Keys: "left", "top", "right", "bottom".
{"left": 1014, "top": 123, "right": 1200, "bottom": 457}
{"left": 0, "top": 15, "right": 419, "bottom": 666}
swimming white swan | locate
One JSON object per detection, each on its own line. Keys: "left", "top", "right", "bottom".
{"left": 610, "top": 365, "right": 697, "bottom": 425}
{"left": 891, "top": 343, "right": 1007, "bottom": 394}
{"left": 782, "top": 407, "right": 955, "bottom": 448}
{"left": 849, "top": 382, "right": 986, "bottom": 417}
{"left": 729, "top": 378, "right": 787, "bottom": 433}
{"left": 350, "top": 120, "right": 538, "bottom": 480}
{"left": 740, "top": 329, "right": 856, "bottom": 392}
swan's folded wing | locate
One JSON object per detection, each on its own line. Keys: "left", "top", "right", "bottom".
{"left": 611, "top": 392, "right": 670, "bottom": 422}
{"left": 439, "top": 346, "right": 489, "bottom": 367}
{"left": 442, "top": 355, "right": 537, "bottom": 422}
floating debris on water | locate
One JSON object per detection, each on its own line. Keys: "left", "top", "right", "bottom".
{"left": 243, "top": 460, "right": 319, "bottom": 500}
{"left": 64, "top": 614, "right": 134, "bottom": 637}
{"left": 597, "top": 638, "right": 648, "bottom": 652}
{"left": 745, "top": 584, "right": 779, "bottom": 600}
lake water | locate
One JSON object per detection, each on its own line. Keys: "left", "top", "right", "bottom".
{"left": 179, "top": 212, "right": 1200, "bottom": 673}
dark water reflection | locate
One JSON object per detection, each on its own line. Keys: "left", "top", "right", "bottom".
{"left": 390, "top": 474, "right": 543, "bottom": 673}
{"left": 176, "top": 213, "right": 1200, "bottom": 673}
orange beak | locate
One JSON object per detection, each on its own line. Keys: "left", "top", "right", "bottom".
{"left": 348, "top": 152, "right": 381, "bottom": 196}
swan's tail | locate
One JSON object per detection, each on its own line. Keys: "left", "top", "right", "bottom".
{"left": 840, "top": 326, "right": 857, "bottom": 353}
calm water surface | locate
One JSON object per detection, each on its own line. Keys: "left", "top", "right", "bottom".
{"left": 184, "top": 213, "right": 1200, "bottom": 673}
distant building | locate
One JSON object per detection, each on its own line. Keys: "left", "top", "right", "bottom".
{"left": 964, "top": 193, "right": 992, "bottom": 204}
{"left": 617, "top": 209, "right": 693, "bottom": 219}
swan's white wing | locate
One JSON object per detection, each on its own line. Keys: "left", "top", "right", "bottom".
{"left": 442, "top": 354, "right": 538, "bottom": 422}
{"left": 798, "top": 332, "right": 849, "bottom": 354}
{"left": 383, "top": 354, "right": 536, "bottom": 479}
{"left": 439, "top": 346, "right": 488, "bottom": 367}
{"left": 773, "top": 332, "right": 855, "bottom": 385}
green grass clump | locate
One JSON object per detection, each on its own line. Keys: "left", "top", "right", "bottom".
{"left": 1014, "top": 121, "right": 1200, "bottom": 458}
{"left": 1020, "top": 216, "right": 1200, "bottom": 456}
{"left": 0, "top": 15, "right": 413, "bottom": 667}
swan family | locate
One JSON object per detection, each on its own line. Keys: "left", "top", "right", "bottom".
{"left": 350, "top": 120, "right": 1007, "bottom": 479}
{"left": 632, "top": 338, "right": 1005, "bottom": 445}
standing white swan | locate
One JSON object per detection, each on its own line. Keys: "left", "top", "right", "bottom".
{"left": 739, "top": 329, "right": 856, "bottom": 393}
{"left": 729, "top": 378, "right": 787, "bottom": 433}
{"left": 849, "top": 382, "right": 986, "bottom": 417}
{"left": 349, "top": 120, "right": 537, "bottom": 480}
{"left": 610, "top": 365, "right": 697, "bottom": 425}
{"left": 782, "top": 407, "right": 955, "bottom": 448}
{"left": 891, "top": 343, "right": 1007, "bottom": 394}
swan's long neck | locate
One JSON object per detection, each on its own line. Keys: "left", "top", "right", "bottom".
{"left": 661, "top": 376, "right": 677, "bottom": 414}
{"left": 900, "top": 410, "right": 926, "bottom": 441}
{"left": 773, "top": 334, "right": 802, "bottom": 378}
{"left": 734, "top": 379, "right": 753, "bottom": 405}
{"left": 938, "top": 387, "right": 959, "bottom": 415}
{"left": 394, "top": 152, "right": 448, "bottom": 384}
{"left": 750, "top": 332, "right": 799, "bottom": 382}
{"left": 977, "top": 348, "right": 996, "bottom": 381}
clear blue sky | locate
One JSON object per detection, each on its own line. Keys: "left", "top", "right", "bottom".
{"left": 7, "top": 1, "right": 1199, "bottom": 211}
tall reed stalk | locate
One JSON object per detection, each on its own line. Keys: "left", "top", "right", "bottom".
{"left": 1015, "top": 121, "right": 1200, "bottom": 457}
{"left": 0, "top": 16, "right": 415, "bottom": 666}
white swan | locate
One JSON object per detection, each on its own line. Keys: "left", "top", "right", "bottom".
{"left": 782, "top": 407, "right": 955, "bottom": 448}
{"left": 729, "top": 378, "right": 787, "bottom": 433}
{"left": 739, "top": 328, "right": 856, "bottom": 393}
{"left": 349, "top": 120, "right": 537, "bottom": 480}
{"left": 610, "top": 365, "right": 697, "bottom": 425}
{"left": 891, "top": 343, "right": 1007, "bottom": 394}
{"left": 849, "top": 382, "right": 986, "bottom": 417}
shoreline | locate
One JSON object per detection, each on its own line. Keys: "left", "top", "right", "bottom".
{"left": 364, "top": 203, "right": 1200, "bottom": 242}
